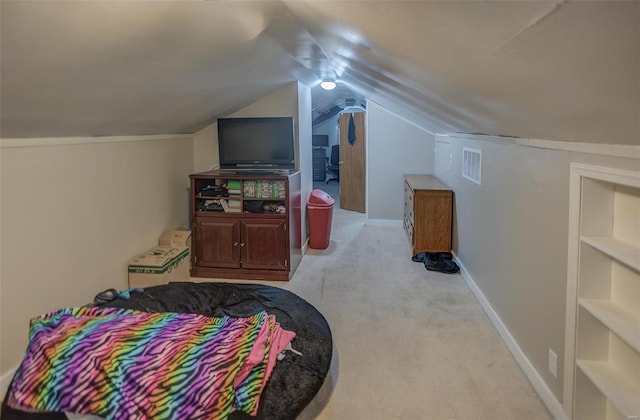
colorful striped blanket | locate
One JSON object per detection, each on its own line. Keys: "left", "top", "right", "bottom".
{"left": 8, "top": 306, "right": 295, "bottom": 419}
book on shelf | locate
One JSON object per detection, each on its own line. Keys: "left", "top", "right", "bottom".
{"left": 227, "top": 180, "right": 241, "bottom": 189}
{"left": 254, "top": 180, "right": 286, "bottom": 198}
{"left": 243, "top": 180, "right": 256, "bottom": 198}
{"left": 227, "top": 180, "right": 241, "bottom": 196}
{"left": 219, "top": 199, "right": 242, "bottom": 213}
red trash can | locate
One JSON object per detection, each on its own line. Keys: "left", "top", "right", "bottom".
{"left": 307, "top": 189, "right": 335, "bottom": 250}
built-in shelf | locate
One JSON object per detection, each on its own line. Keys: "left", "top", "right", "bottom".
{"left": 565, "top": 164, "right": 640, "bottom": 420}
{"left": 582, "top": 235, "right": 640, "bottom": 273}
{"left": 579, "top": 299, "right": 640, "bottom": 353}
{"left": 576, "top": 360, "right": 640, "bottom": 418}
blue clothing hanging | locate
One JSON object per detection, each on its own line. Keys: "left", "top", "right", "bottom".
{"left": 348, "top": 113, "right": 356, "bottom": 145}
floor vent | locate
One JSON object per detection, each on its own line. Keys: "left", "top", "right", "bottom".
{"left": 462, "top": 147, "right": 482, "bottom": 185}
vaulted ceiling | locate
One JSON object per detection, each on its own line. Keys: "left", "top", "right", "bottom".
{"left": 1, "top": 1, "right": 638, "bottom": 145}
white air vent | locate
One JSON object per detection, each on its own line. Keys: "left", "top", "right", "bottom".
{"left": 462, "top": 147, "right": 482, "bottom": 185}
{"left": 344, "top": 98, "right": 356, "bottom": 107}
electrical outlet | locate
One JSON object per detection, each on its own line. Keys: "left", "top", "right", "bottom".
{"left": 548, "top": 349, "right": 558, "bottom": 378}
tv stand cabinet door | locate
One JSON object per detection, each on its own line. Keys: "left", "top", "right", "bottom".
{"left": 194, "top": 217, "right": 241, "bottom": 268}
{"left": 240, "top": 218, "right": 288, "bottom": 271}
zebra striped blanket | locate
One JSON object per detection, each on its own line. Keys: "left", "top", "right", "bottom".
{"left": 7, "top": 306, "right": 295, "bottom": 419}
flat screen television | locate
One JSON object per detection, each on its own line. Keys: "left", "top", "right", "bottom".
{"left": 217, "top": 117, "right": 296, "bottom": 171}
{"left": 312, "top": 134, "right": 329, "bottom": 147}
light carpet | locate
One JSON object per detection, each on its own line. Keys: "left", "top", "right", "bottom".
{"left": 285, "top": 206, "right": 552, "bottom": 420}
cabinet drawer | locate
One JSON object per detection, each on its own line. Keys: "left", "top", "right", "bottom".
{"left": 403, "top": 218, "right": 414, "bottom": 245}
{"left": 404, "top": 184, "right": 413, "bottom": 202}
{"left": 405, "top": 202, "right": 414, "bottom": 223}
{"left": 312, "top": 148, "right": 326, "bottom": 158}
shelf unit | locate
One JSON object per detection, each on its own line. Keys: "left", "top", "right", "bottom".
{"left": 189, "top": 170, "right": 301, "bottom": 281}
{"left": 565, "top": 163, "right": 640, "bottom": 420}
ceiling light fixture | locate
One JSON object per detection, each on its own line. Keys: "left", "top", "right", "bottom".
{"left": 320, "top": 80, "right": 337, "bottom": 90}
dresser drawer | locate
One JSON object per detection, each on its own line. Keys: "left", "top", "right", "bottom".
{"left": 403, "top": 217, "right": 414, "bottom": 244}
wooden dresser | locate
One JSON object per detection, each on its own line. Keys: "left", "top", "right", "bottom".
{"left": 189, "top": 170, "right": 301, "bottom": 281}
{"left": 404, "top": 174, "right": 453, "bottom": 255}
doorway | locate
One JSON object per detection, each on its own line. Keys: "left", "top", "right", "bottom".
{"left": 338, "top": 112, "right": 366, "bottom": 213}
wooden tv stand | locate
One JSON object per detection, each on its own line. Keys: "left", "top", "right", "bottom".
{"left": 189, "top": 170, "right": 301, "bottom": 281}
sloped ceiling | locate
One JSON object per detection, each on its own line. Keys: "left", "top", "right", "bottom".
{"left": 1, "top": 0, "right": 638, "bottom": 145}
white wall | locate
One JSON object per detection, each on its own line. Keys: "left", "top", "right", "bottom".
{"left": 0, "top": 82, "right": 310, "bottom": 387}
{"left": 366, "top": 100, "right": 435, "bottom": 221}
{"left": 193, "top": 123, "right": 218, "bottom": 173}
{"left": 0, "top": 135, "right": 193, "bottom": 374}
{"left": 193, "top": 83, "right": 300, "bottom": 173}
{"left": 313, "top": 116, "right": 339, "bottom": 162}
{"left": 313, "top": 117, "right": 339, "bottom": 147}
{"left": 297, "top": 83, "right": 313, "bottom": 242}
{"left": 433, "top": 133, "right": 640, "bottom": 405}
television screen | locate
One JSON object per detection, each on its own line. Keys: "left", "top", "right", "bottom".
{"left": 217, "top": 117, "right": 296, "bottom": 171}
{"left": 312, "top": 135, "right": 329, "bottom": 147}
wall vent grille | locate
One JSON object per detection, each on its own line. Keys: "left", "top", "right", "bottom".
{"left": 462, "top": 147, "right": 482, "bottom": 185}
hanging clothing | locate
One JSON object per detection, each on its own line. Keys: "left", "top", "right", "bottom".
{"left": 348, "top": 113, "right": 356, "bottom": 145}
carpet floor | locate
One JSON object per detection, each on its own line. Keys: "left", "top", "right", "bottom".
{"left": 191, "top": 183, "right": 552, "bottom": 419}
{"left": 286, "top": 205, "right": 552, "bottom": 420}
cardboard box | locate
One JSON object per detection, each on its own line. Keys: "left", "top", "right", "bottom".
{"left": 159, "top": 228, "right": 192, "bottom": 269}
{"left": 128, "top": 245, "right": 189, "bottom": 288}
{"left": 159, "top": 229, "right": 191, "bottom": 248}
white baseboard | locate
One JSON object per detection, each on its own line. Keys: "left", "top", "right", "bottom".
{"left": 1, "top": 366, "right": 17, "bottom": 402}
{"left": 365, "top": 219, "right": 403, "bottom": 227}
{"left": 454, "top": 255, "right": 568, "bottom": 420}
